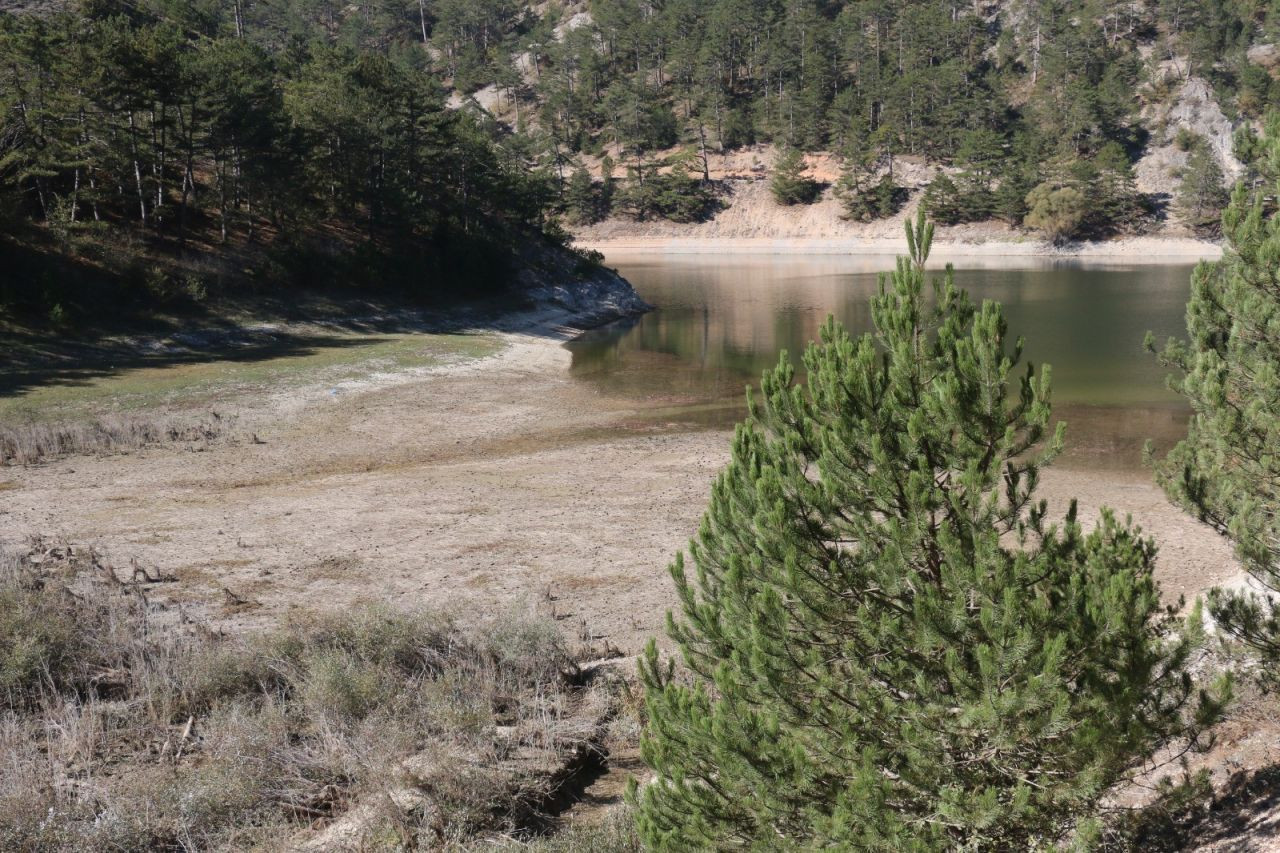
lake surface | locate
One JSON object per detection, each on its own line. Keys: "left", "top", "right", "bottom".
{"left": 567, "top": 255, "right": 1202, "bottom": 471}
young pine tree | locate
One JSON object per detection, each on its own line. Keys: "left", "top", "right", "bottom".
{"left": 1178, "top": 142, "right": 1228, "bottom": 234}
{"left": 634, "top": 212, "right": 1226, "bottom": 850}
{"left": 564, "top": 166, "right": 600, "bottom": 225}
{"left": 1151, "top": 117, "right": 1280, "bottom": 687}
{"left": 771, "top": 146, "right": 820, "bottom": 205}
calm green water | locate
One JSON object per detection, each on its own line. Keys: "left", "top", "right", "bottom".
{"left": 567, "top": 255, "right": 1202, "bottom": 470}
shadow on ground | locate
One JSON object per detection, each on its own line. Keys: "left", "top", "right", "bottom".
{"left": 0, "top": 292, "right": 541, "bottom": 402}
{"left": 1134, "top": 764, "right": 1280, "bottom": 852}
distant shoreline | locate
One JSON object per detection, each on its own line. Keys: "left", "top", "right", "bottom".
{"left": 576, "top": 235, "right": 1223, "bottom": 263}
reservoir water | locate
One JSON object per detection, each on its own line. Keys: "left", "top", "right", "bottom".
{"left": 568, "top": 255, "right": 1202, "bottom": 471}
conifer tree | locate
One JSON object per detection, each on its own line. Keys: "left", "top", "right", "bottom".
{"left": 1178, "top": 142, "right": 1228, "bottom": 234}
{"left": 634, "top": 212, "right": 1226, "bottom": 850}
{"left": 564, "top": 165, "right": 599, "bottom": 224}
{"left": 771, "top": 146, "right": 820, "bottom": 205}
{"left": 922, "top": 172, "right": 965, "bottom": 224}
{"left": 1151, "top": 116, "right": 1280, "bottom": 686}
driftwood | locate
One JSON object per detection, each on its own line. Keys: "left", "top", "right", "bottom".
{"left": 129, "top": 556, "right": 177, "bottom": 584}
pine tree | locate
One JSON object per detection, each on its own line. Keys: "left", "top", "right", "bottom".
{"left": 770, "top": 146, "right": 820, "bottom": 205}
{"left": 834, "top": 153, "right": 874, "bottom": 221}
{"left": 1178, "top": 142, "right": 1228, "bottom": 234}
{"left": 922, "top": 172, "right": 965, "bottom": 224}
{"left": 564, "top": 165, "right": 599, "bottom": 225}
{"left": 1091, "top": 142, "right": 1146, "bottom": 234}
{"left": 634, "top": 212, "right": 1226, "bottom": 850}
{"left": 1151, "top": 117, "right": 1280, "bottom": 686}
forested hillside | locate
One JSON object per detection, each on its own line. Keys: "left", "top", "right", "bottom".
{"left": 3, "top": 0, "right": 1277, "bottom": 322}
{"left": 460, "top": 0, "right": 1270, "bottom": 238}
{"left": 0, "top": 1, "right": 571, "bottom": 324}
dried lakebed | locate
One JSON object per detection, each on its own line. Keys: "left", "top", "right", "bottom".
{"left": 0, "top": 254, "right": 1243, "bottom": 651}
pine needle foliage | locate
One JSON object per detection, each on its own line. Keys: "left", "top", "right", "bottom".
{"left": 1150, "top": 115, "right": 1280, "bottom": 686}
{"left": 634, "top": 212, "right": 1226, "bottom": 850}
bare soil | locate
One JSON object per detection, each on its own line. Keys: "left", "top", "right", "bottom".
{"left": 0, "top": 320, "right": 1241, "bottom": 651}
{"left": 5, "top": 306, "right": 1273, "bottom": 849}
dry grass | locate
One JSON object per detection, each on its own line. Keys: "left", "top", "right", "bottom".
{"left": 0, "top": 540, "right": 625, "bottom": 851}
{"left": 0, "top": 412, "right": 230, "bottom": 465}
{"left": 482, "top": 808, "right": 642, "bottom": 852}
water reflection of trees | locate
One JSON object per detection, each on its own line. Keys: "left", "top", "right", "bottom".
{"left": 568, "top": 258, "right": 1195, "bottom": 412}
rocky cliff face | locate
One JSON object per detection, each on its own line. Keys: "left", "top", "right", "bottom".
{"left": 1136, "top": 75, "right": 1246, "bottom": 205}
{"left": 514, "top": 243, "right": 651, "bottom": 330}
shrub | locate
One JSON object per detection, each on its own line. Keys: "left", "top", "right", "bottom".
{"left": 0, "top": 544, "right": 617, "bottom": 848}
{"left": 1024, "top": 182, "right": 1087, "bottom": 242}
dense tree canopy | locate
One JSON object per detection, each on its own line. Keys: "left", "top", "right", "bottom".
{"left": 0, "top": 0, "right": 560, "bottom": 316}
{"left": 4, "top": 0, "right": 1279, "bottom": 311}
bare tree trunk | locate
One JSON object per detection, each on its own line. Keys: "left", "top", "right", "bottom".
{"left": 218, "top": 159, "right": 228, "bottom": 243}
{"left": 1032, "top": 26, "right": 1041, "bottom": 85}
{"left": 698, "top": 123, "right": 710, "bottom": 182}
{"left": 153, "top": 103, "right": 168, "bottom": 226}
{"left": 176, "top": 101, "right": 196, "bottom": 244}
{"left": 34, "top": 179, "right": 48, "bottom": 220}
{"left": 129, "top": 111, "right": 148, "bottom": 226}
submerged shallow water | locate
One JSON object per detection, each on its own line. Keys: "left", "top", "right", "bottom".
{"left": 567, "top": 254, "right": 1201, "bottom": 471}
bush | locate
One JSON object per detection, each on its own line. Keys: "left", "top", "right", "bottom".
{"left": 837, "top": 171, "right": 906, "bottom": 221}
{"left": 1024, "top": 182, "right": 1087, "bottom": 242}
{"left": 0, "top": 543, "right": 617, "bottom": 849}
{"left": 617, "top": 165, "right": 717, "bottom": 222}
{"left": 0, "top": 545, "right": 141, "bottom": 706}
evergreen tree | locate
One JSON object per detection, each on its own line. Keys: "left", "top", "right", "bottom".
{"left": 871, "top": 171, "right": 906, "bottom": 218}
{"left": 1151, "top": 117, "right": 1280, "bottom": 687}
{"left": 1178, "top": 142, "right": 1228, "bottom": 234}
{"left": 617, "top": 154, "right": 715, "bottom": 223}
{"left": 564, "top": 165, "right": 600, "bottom": 224}
{"left": 770, "top": 146, "right": 820, "bottom": 206}
{"left": 834, "top": 147, "right": 875, "bottom": 221}
{"left": 1090, "top": 142, "right": 1147, "bottom": 235}
{"left": 921, "top": 172, "right": 965, "bottom": 224}
{"left": 634, "top": 213, "right": 1225, "bottom": 849}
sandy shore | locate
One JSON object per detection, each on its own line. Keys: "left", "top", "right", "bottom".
{"left": 0, "top": 308, "right": 1240, "bottom": 652}
{"left": 572, "top": 173, "right": 1224, "bottom": 261}
{"left": 578, "top": 235, "right": 1223, "bottom": 261}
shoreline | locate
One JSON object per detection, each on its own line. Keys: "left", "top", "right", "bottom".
{"left": 576, "top": 235, "right": 1224, "bottom": 262}
{"left": 0, "top": 255, "right": 1240, "bottom": 652}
